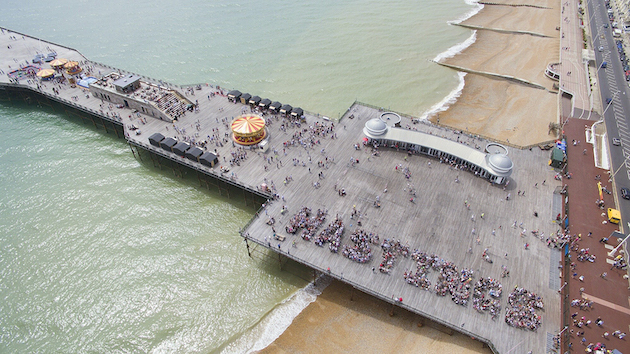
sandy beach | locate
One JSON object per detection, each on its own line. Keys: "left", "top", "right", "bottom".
{"left": 258, "top": 0, "right": 560, "bottom": 352}
{"left": 434, "top": 0, "right": 561, "bottom": 147}
{"left": 257, "top": 280, "right": 491, "bottom": 354}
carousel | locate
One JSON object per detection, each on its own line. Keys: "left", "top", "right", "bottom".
{"left": 231, "top": 114, "right": 267, "bottom": 146}
{"left": 49, "top": 58, "right": 68, "bottom": 70}
{"left": 64, "top": 61, "right": 82, "bottom": 75}
{"left": 36, "top": 68, "right": 55, "bottom": 80}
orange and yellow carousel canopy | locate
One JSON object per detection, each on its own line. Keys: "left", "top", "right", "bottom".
{"left": 231, "top": 114, "right": 266, "bottom": 136}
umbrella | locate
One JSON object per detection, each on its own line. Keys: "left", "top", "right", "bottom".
{"left": 63, "top": 61, "right": 79, "bottom": 69}
{"left": 36, "top": 69, "right": 55, "bottom": 78}
{"left": 49, "top": 58, "right": 68, "bottom": 67}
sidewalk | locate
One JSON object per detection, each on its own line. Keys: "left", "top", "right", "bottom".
{"left": 562, "top": 118, "right": 630, "bottom": 352}
{"left": 559, "top": 0, "right": 591, "bottom": 116}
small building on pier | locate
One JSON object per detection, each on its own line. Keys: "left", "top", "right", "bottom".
{"left": 113, "top": 74, "right": 141, "bottom": 94}
{"left": 89, "top": 73, "right": 193, "bottom": 123}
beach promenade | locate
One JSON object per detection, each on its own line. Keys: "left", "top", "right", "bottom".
{"left": 560, "top": 119, "right": 630, "bottom": 352}
{"left": 0, "top": 27, "right": 566, "bottom": 353}
{"left": 558, "top": 0, "right": 592, "bottom": 118}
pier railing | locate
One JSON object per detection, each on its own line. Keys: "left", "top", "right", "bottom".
{"left": 0, "top": 82, "right": 124, "bottom": 127}
{"left": 128, "top": 139, "right": 272, "bottom": 200}
{"left": 240, "top": 231, "right": 499, "bottom": 354}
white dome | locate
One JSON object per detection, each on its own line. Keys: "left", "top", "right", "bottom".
{"left": 364, "top": 118, "right": 388, "bottom": 136}
{"left": 487, "top": 153, "right": 513, "bottom": 176}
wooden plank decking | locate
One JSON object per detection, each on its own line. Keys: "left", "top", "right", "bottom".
{"left": 0, "top": 28, "right": 562, "bottom": 353}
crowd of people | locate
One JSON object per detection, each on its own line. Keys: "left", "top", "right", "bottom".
{"left": 379, "top": 238, "right": 410, "bottom": 274}
{"left": 576, "top": 247, "right": 596, "bottom": 263}
{"left": 570, "top": 298, "right": 594, "bottom": 310}
{"left": 403, "top": 250, "right": 438, "bottom": 290}
{"left": 341, "top": 229, "right": 378, "bottom": 263}
{"left": 472, "top": 277, "right": 502, "bottom": 320}
{"left": 285, "top": 207, "right": 327, "bottom": 241}
{"left": 281, "top": 121, "right": 335, "bottom": 151}
{"left": 314, "top": 217, "right": 344, "bottom": 253}
{"left": 435, "top": 263, "right": 474, "bottom": 306}
{"left": 504, "top": 287, "right": 544, "bottom": 331}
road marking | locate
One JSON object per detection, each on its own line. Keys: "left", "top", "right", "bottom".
{"left": 606, "top": 258, "right": 615, "bottom": 264}
{"left": 582, "top": 292, "right": 630, "bottom": 315}
{"left": 605, "top": 244, "right": 614, "bottom": 250}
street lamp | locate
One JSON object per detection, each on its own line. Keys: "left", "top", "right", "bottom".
{"left": 609, "top": 152, "right": 630, "bottom": 181}
{"left": 609, "top": 222, "right": 630, "bottom": 257}
{"left": 588, "top": 3, "right": 601, "bottom": 27}
{"left": 602, "top": 89, "right": 620, "bottom": 118}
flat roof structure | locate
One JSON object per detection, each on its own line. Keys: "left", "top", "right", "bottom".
{"left": 113, "top": 74, "right": 141, "bottom": 93}
{"left": 364, "top": 118, "right": 514, "bottom": 184}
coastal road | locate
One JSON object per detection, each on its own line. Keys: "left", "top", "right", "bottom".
{"left": 588, "top": 0, "right": 630, "bottom": 228}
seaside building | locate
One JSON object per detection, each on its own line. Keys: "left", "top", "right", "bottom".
{"left": 89, "top": 72, "right": 193, "bottom": 123}
{"left": 363, "top": 116, "right": 514, "bottom": 184}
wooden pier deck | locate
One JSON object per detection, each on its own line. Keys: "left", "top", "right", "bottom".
{"left": 0, "top": 28, "right": 562, "bottom": 353}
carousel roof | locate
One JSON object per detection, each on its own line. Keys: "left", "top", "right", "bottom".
{"left": 231, "top": 114, "right": 266, "bottom": 135}
{"left": 63, "top": 61, "right": 79, "bottom": 68}
{"left": 49, "top": 58, "right": 68, "bottom": 67}
{"left": 36, "top": 69, "right": 55, "bottom": 78}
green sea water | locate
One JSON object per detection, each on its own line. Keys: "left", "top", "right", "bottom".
{"left": 0, "top": 0, "right": 476, "bottom": 352}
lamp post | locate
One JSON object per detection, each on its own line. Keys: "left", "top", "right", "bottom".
{"left": 588, "top": 51, "right": 612, "bottom": 120}
{"left": 588, "top": 3, "right": 601, "bottom": 28}
{"left": 602, "top": 89, "right": 620, "bottom": 118}
{"left": 609, "top": 223, "right": 630, "bottom": 257}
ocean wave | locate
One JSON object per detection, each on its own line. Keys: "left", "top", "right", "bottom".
{"left": 418, "top": 71, "right": 467, "bottom": 121}
{"left": 432, "top": 29, "right": 477, "bottom": 63}
{"left": 421, "top": 0, "right": 482, "bottom": 121}
{"left": 449, "top": 0, "right": 484, "bottom": 25}
{"left": 220, "top": 275, "right": 332, "bottom": 354}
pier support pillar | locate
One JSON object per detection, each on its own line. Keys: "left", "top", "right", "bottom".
{"left": 245, "top": 238, "right": 251, "bottom": 258}
{"left": 129, "top": 143, "right": 136, "bottom": 159}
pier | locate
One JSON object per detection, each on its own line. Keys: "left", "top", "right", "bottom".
{"left": 0, "top": 28, "right": 562, "bottom": 353}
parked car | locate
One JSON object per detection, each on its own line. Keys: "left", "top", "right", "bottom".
{"left": 621, "top": 187, "right": 630, "bottom": 200}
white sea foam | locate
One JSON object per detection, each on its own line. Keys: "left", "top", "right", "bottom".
{"left": 432, "top": 30, "right": 477, "bottom": 63}
{"left": 220, "top": 276, "right": 332, "bottom": 354}
{"left": 422, "top": 0, "right": 483, "bottom": 121}
{"left": 418, "top": 71, "right": 467, "bottom": 121}
{"left": 449, "top": 0, "right": 484, "bottom": 25}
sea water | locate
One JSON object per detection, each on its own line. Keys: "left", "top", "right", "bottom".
{"left": 0, "top": 0, "right": 478, "bottom": 352}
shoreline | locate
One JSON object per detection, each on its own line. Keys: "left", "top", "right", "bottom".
{"left": 255, "top": 280, "right": 491, "bottom": 354}
{"left": 253, "top": 0, "right": 561, "bottom": 352}
{"left": 431, "top": 0, "right": 560, "bottom": 146}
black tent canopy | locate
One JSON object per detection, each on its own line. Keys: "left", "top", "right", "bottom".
{"left": 240, "top": 93, "right": 251, "bottom": 104}
{"left": 149, "top": 132, "right": 165, "bottom": 147}
{"left": 269, "top": 101, "right": 282, "bottom": 112}
{"left": 160, "top": 137, "right": 177, "bottom": 152}
{"left": 185, "top": 146, "right": 204, "bottom": 162}
{"left": 199, "top": 152, "right": 219, "bottom": 167}
{"left": 172, "top": 141, "right": 190, "bottom": 156}
{"left": 249, "top": 95, "right": 261, "bottom": 105}
{"left": 259, "top": 98, "right": 271, "bottom": 108}
{"left": 280, "top": 104, "right": 292, "bottom": 114}
{"left": 227, "top": 90, "right": 242, "bottom": 101}
{"left": 291, "top": 107, "right": 304, "bottom": 117}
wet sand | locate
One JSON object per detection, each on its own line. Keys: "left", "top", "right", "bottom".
{"left": 257, "top": 280, "right": 491, "bottom": 354}
{"left": 258, "top": 1, "right": 560, "bottom": 352}
{"left": 434, "top": 0, "right": 561, "bottom": 146}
